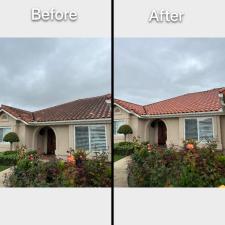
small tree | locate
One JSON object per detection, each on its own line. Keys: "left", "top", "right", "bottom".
{"left": 117, "top": 124, "right": 133, "bottom": 142}
{"left": 3, "top": 132, "right": 20, "bottom": 151}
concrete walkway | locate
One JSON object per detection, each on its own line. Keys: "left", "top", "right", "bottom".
{"left": 0, "top": 167, "right": 13, "bottom": 187}
{"left": 114, "top": 156, "right": 131, "bottom": 187}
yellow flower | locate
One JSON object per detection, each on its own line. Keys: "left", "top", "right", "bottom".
{"left": 218, "top": 185, "right": 225, "bottom": 188}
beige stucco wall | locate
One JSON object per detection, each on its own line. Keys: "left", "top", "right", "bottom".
{"left": 0, "top": 112, "right": 17, "bottom": 151}
{"left": 114, "top": 106, "right": 225, "bottom": 149}
{"left": 0, "top": 112, "right": 111, "bottom": 157}
{"left": 114, "top": 106, "right": 131, "bottom": 142}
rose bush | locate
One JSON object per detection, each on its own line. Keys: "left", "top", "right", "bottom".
{"left": 4, "top": 150, "right": 111, "bottom": 187}
{"left": 128, "top": 140, "right": 225, "bottom": 187}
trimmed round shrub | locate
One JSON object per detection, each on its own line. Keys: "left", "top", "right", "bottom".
{"left": 117, "top": 124, "right": 133, "bottom": 141}
{"left": 3, "top": 132, "right": 20, "bottom": 150}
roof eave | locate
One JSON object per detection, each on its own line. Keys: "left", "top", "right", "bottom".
{"left": 114, "top": 103, "right": 142, "bottom": 118}
{"left": 0, "top": 109, "right": 29, "bottom": 125}
{"left": 28, "top": 118, "right": 111, "bottom": 126}
{"left": 140, "top": 110, "right": 224, "bottom": 119}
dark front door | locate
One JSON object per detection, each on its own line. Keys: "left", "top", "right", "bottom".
{"left": 47, "top": 129, "right": 56, "bottom": 155}
{"left": 158, "top": 121, "right": 167, "bottom": 145}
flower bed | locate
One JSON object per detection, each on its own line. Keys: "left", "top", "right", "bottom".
{"left": 128, "top": 140, "right": 225, "bottom": 187}
{"left": 4, "top": 149, "right": 111, "bottom": 187}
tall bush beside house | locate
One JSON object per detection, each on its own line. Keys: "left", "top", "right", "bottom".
{"left": 117, "top": 124, "right": 133, "bottom": 142}
{"left": 3, "top": 132, "right": 20, "bottom": 151}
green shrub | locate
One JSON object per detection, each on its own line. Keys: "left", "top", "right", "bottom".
{"left": 117, "top": 124, "right": 133, "bottom": 141}
{"left": 0, "top": 151, "right": 18, "bottom": 165}
{"left": 0, "top": 147, "right": 37, "bottom": 166}
{"left": 114, "top": 142, "right": 135, "bottom": 156}
{"left": 3, "top": 132, "right": 19, "bottom": 150}
{"left": 5, "top": 152, "right": 111, "bottom": 187}
{"left": 128, "top": 140, "right": 225, "bottom": 187}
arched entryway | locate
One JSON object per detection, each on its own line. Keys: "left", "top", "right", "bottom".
{"left": 150, "top": 119, "right": 167, "bottom": 146}
{"left": 34, "top": 126, "right": 56, "bottom": 155}
{"left": 157, "top": 120, "right": 167, "bottom": 145}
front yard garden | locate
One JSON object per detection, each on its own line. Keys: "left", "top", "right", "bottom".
{"left": 114, "top": 141, "right": 135, "bottom": 162}
{"left": 126, "top": 139, "right": 225, "bottom": 187}
{"left": 0, "top": 147, "right": 111, "bottom": 187}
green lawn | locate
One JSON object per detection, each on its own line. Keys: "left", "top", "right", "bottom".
{"left": 114, "top": 155, "right": 125, "bottom": 162}
{"left": 0, "top": 165, "right": 10, "bottom": 172}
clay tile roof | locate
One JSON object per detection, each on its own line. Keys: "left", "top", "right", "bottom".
{"left": 115, "top": 88, "right": 225, "bottom": 116}
{"left": 33, "top": 94, "right": 111, "bottom": 122}
{"left": 114, "top": 99, "right": 146, "bottom": 115}
{"left": 0, "top": 94, "right": 111, "bottom": 123}
{"left": 0, "top": 105, "right": 34, "bottom": 122}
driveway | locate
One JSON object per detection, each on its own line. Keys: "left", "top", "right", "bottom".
{"left": 114, "top": 156, "right": 131, "bottom": 187}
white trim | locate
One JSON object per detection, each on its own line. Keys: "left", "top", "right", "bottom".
{"left": 141, "top": 111, "right": 224, "bottom": 119}
{"left": 184, "top": 117, "right": 214, "bottom": 142}
{"left": 29, "top": 118, "right": 111, "bottom": 126}
{"left": 0, "top": 109, "right": 28, "bottom": 125}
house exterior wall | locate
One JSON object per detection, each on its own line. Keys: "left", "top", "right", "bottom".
{"left": 220, "top": 115, "right": 225, "bottom": 149}
{"left": 114, "top": 106, "right": 225, "bottom": 150}
{"left": 114, "top": 106, "right": 144, "bottom": 142}
{"left": 0, "top": 113, "right": 18, "bottom": 151}
{"left": 114, "top": 106, "right": 131, "bottom": 142}
{"left": 0, "top": 112, "right": 111, "bottom": 158}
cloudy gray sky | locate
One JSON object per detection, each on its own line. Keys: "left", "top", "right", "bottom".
{"left": 115, "top": 38, "right": 225, "bottom": 105}
{"left": 0, "top": 38, "right": 110, "bottom": 111}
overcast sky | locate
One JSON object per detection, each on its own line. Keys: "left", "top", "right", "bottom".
{"left": 115, "top": 38, "right": 225, "bottom": 105}
{"left": 0, "top": 38, "right": 110, "bottom": 111}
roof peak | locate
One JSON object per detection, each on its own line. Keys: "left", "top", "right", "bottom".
{"left": 144, "top": 87, "right": 225, "bottom": 107}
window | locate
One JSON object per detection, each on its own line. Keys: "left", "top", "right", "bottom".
{"left": 75, "top": 125, "right": 107, "bottom": 151}
{"left": 185, "top": 118, "right": 213, "bottom": 141}
{"left": 114, "top": 120, "right": 125, "bottom": 135}
{"left": 0, "top": 127, "right": 11, "bottom": 143}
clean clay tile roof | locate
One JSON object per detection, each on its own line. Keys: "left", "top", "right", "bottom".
{"left": 0, "top": 94, "right": 111, "bottom": 123}
{"left": 114, "top": 99, "right": 146, "bottom": 115}
{"left": 115, "top": 88, "right": 224, "bottom": 116}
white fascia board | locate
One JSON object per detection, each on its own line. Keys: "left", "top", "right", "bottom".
{"left": 114, "top": 103, "right": 141, "bottom": 118}
{"left": 140, "top": 111, "right": 225, "bottom": 119}
{"left": 28, "top": 118, "right": 111, "bottom": 126}
{"left": 0, "top": 109, "right": 28, "bottom": 125}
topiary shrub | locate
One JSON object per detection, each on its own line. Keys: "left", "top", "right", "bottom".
{"left": 3, "top": 132, "right": 20, "bottom": 151}
{"left": 117, "top": 124, "right": 133, "bottom": 141}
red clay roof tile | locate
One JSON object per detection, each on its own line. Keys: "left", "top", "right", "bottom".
{"left": 115, "top": 88, "right": 224, "bottom": 116}
{"left": 0, "top": 94, "right": 111, "bottom": 123}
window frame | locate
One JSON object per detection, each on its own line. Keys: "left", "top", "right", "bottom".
{"left": 184, "top": 117, "right": 214, "bottom": 142}
{"left": 74, "top": 124, "right": 107, "bottom": 152}
{"left": 0, "top": 127, "right": 12, "bottom": 144}
{"left": 114, "top": 120, "right": 125, "bottom": 136}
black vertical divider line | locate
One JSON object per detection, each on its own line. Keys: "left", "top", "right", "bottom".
{"left": 111, "top": 0, "right": 114, "bottom": 223}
